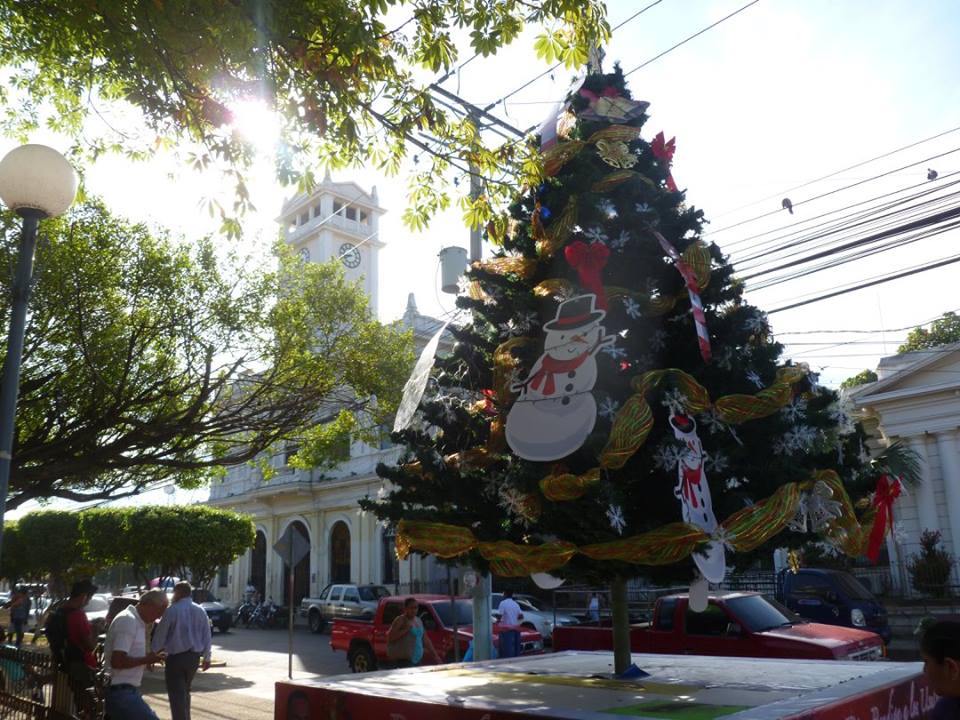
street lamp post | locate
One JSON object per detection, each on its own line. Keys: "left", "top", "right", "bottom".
{"left": 0, "top": 144, "right": 78, "bottom": 562}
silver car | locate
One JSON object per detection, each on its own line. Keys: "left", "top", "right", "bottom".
{"left": 301, "top": 584, "right": 390, "bottom": 633}
{"left": 491, "top": 593, "right": 580, "bottom": 643}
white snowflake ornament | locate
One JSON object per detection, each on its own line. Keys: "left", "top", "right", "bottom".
{"left": 623, "top": 296, "right": 642, "bottom": 320}
{"left": 598, "top": 199, "right": 618, "bottom": 219}
{"left": 611, "top": 230, "right": 631, "bottom": 251}
{"left": 584, "top": 227, "right": 609, "bottom": 244}
{"left": 781, "top": 397, "right": 808, "bottom": 423}
{"left": 746, "top": 370, "right": 764, "bottom": 388}
{"left": 606, "top": 504, "right": 627, "bottom": 535}
{"left": 598, "top": 397, "right": 620, "bottom": 421}
{"left": 601, "top": 344, "right": 627, "bottom": 360}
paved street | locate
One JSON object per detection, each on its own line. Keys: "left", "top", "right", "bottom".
{"left": 140, "top": 626, "right": 348, "bottom": 720}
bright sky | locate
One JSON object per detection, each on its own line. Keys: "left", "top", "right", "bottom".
{"left": 4, "top": 0, "right": 960, "bottom": 512}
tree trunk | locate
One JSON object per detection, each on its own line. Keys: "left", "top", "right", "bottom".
{"left": 611, "top": 576, "right": 631, "bottom": 675}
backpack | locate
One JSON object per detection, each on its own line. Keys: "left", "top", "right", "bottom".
{"left": 44, "top": 605, "right": 80, "bottom": 670}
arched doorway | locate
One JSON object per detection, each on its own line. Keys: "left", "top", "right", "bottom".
{"left": 251, "top": 530, "right": 266, "bottom": 599}
{"left": 282, "top": 521, "right": 311, "bottom": 608}
{"left": 330, "top": 521, "right": 351, "bottom": 583}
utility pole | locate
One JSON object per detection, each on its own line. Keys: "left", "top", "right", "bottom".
{"left": 467, "top": 111, "right": 493, "bottom": 662}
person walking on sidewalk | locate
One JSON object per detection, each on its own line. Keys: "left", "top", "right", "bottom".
{"left": 152, "top": 581, "right": 212, "bottom": 720}
{"left": 6, "top": 586, "right": 31, "bottom": 647}
{"left": 104, "top": 589, "right": 168, "bottom": 720}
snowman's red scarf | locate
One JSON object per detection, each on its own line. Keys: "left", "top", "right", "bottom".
{"left": 528, "top": 338, "right": 603, "bottom": 396}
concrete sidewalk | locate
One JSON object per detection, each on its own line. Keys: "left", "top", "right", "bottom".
{"left": 138, "top": 625, "right": 347, "bottom": 720}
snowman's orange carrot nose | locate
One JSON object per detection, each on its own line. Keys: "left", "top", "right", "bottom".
{"left": 571, "top": 334, "right": 588, "bottom": 344}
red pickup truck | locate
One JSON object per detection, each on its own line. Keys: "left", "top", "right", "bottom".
{"left": 330, "top": 594, "right": 545, "bottom": 673}
{"left": 552, "top": 591, "right": 885, "bottom": 661}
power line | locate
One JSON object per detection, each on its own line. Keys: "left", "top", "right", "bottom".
{"left": 729, "top": 173, "right": 960, "bottom": 267}
{"left": 483, "top": 0, "right": 667, "bottom": 114}
{"left": 710, "top": 124, "right": 960, "bottom": 221}
{"left": 624, "top": 0, "right": 762, "bottom": 78}
{"left": 739, "top": 203, "right": 960, "bottom": 283}
{"left": 709, "top": 146, "right": 960, "bottom": 239}
{"left": 774, "top": 310, "right": 960, "bottom": 335}
{"left": 766, "top": 253, "right": 960, "bottom": 315}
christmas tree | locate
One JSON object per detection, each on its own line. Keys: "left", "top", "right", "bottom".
{"left": 365, "top": 65, "right": 897, "bottom": 672}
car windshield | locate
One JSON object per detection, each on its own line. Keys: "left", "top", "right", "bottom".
{"left": 430, "top": 600, "right": 474, "bottom": 628}
{"left": 830, "top": 572, "right": 876, "bottom": 601}
{"left": 359, "top": 586, "right": 390, "bottom": 602}
{"left": 726, "top": 595, "right": 804, "bottom": 632}
{"left": 84, "top": 596, "right": 110, "bottom": 613}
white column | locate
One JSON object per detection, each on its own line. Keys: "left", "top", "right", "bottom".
{"left": 936, "top": 431, "right": 960, "bottom": 581}
{"left": 910, "top": 436, "right": 940, "bottom": 537}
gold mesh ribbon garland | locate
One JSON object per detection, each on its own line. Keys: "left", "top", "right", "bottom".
{"left": 540, "top": 467, "right": 602, "bottom": 501}
{"left": 394, "top": 469, "right": 870, "bottom": 575}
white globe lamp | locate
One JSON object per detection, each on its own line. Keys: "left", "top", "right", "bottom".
{"left": 0, "top": 144, "right": 78, "bottom": 218}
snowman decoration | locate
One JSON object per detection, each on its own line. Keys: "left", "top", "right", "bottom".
{"left": 669, "top": 411, "right": 727, "bottom": 584}
{"left": 506, "top": 294, "right": 615, "bottom": 462}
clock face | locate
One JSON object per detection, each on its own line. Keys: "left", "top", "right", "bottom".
{"left": 298, "top": 247, "right": 310, "bottom": 262}
{"left": 339, "top": 243, "right": 362, "bottom": 269}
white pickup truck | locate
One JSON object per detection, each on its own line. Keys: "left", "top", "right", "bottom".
{"left": 299, "top": 583, "right": 391, "bottom": 633}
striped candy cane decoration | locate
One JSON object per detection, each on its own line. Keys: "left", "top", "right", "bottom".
{"left": 653, "top": 231, "right": 712, "bottom": 363}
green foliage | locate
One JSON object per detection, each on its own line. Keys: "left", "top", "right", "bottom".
{"left": 908, "top": 530, "right": 953, "bottom": 598}
{"left": 840, "top": 369, "right": 878, "bottom": 389}
{"left": 17, "top": 505, "right": 255, "bottom": 591}
{"left": 366, "top": 66, "right": 875, "bottom": 587}
{"left": 898, "top": 312, "right": 960, "bottom": 353}
{"left": 0, "top": 0, "right": 609, "bottom": 233}
{"left": 0, "top": 201, "right": 412, "bottom": 508}
{"left": 0, "top": 522, "right": 28, "bottom": 583}
{"left": 12, "top": 511, "right": 92, "bottom": 594}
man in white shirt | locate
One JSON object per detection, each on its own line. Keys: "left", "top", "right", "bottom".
{"left": 103, "top": 589, "right": 169, "bottom": 720}
{"left": 152, "top": 581, "right": 213, "bottom": 720}
{"left": 497, "top": 590, "right": 524, "bottom": 627}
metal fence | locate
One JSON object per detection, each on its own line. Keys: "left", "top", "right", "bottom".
{"left": 0, "top": 645, "right": 76, "bottom": 719}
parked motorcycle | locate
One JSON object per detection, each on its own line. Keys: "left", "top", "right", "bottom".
{"left": 244, "top": 598, "right": 289, "bottom": 629}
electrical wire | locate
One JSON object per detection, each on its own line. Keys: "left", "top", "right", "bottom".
{"left": 739, "top": 201, "right": 960, "bottom": 284}
{"left": 482, "top": 0, "right": 667, "bottom": 113}
{"left": 729, "top": 173, "right": 960, "bottom": 267}
{"left": 765, "top": 253, "right": 960, "bottom": 315}
{"left": 709, "top": 146, "right": 960, "bottom": 240}
{"left": 623, "top": 0, "right": 762, "bottom": 77}
{"left": 709, "top": 124, "right": 960, "bottom": 221}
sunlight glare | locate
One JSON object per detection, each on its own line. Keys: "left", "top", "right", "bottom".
{"left": 229, "top": 99, "right": 281, "bottom": 155}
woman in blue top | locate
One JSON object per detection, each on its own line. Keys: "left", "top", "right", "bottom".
{"left": 387, "top": 598, "right": 440, "bottom": 667}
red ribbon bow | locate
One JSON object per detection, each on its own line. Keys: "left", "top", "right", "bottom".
{"left": 651, "top": 131, "right": 678, "bottom": 192}
{"left": 866, "top": 474, "right": 902, "bottom": 563}
{"left": 564, "top": 241, "right": 610, "bottom": 309}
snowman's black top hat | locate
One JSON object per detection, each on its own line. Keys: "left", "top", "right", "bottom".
{"left": 544, "top": 294, "right": 605, "bottom": 331}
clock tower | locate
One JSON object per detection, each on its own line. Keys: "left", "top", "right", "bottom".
{"left": 280, "top": 171, "right": 385, "bottom": 314}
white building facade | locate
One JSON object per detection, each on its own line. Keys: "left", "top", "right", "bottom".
{"left": 208, "top": 176, "right": 448, "bottom": 607}
{"left": 850, "top": 343, "right": 960, "bottom": 594}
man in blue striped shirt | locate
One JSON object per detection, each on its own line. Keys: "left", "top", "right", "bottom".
{"left": 152, "top": 581, "right": 212, "bottom": 720}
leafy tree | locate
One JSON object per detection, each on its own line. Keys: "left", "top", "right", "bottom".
{"left": 0, "top": 522, "right": 28, "bottom": 583}
{"left": 0, "top": 0, "right": 609, "bottom": 233}
{"left": 13, "top": 511, "right": 91, "bottom": 595}
{"left": 365, "top": 66, "right": 882, "bottom": 672}
{"left": 840, "top": 369, "right": 878, "bottom": 390}
{"left": 0, "top": 200, "right": 412, "bottom": 509}
{"left": 80, "top": 505, "right": 255, "bottom": 589}
{"left": 898, "top": 312, "right": 960, "bottom": 354}
{"left": 908, "top": 530, "right": 953, "bottom": 598}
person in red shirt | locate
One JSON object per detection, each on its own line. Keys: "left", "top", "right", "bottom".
{"left": 59, "top": 580, "right": 99, "bottom": 712}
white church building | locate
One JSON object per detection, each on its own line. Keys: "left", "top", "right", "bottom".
{"left": 849, "top": 342, "right": 960, "bottom": 594}
{"left": 208, "top": 175, "right": 449, "bottom": 608}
